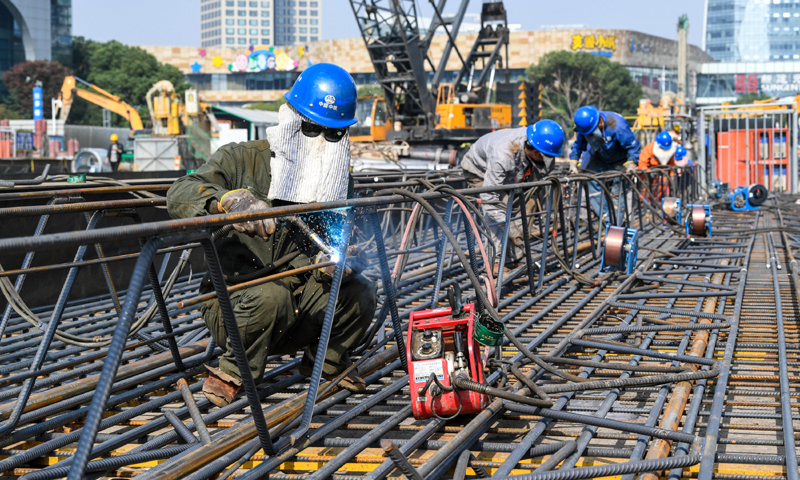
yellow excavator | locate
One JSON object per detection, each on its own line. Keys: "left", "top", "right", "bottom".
{"left": 146, "top": 80, "right": 216, "bottom": 136}
{"left": 57, "top": 76, "right": 215, "bottom": 136}
{"left": 57, "top": 76, "right": 144, "bottom": 132}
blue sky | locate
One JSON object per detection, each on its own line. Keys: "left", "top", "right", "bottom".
{"left": 73, "top": 1, "right": 705, "bottom": 47}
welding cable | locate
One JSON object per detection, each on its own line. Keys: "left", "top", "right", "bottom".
{"left": 417, "top": 373, "right": 464, "bottom": 421}
{"left": 406, "top": 178, "right": 497, "bottom": 277}
{"left": 617, "top": 170, "right": 688, "bottom": 235}
{"left": 450, "top": 375, "right": 553, "bottom": 407}
{"left": 521, "top": 353, "right": 592, "bottom": 383}
{"left": 373, "top": 188, "right": 544, "bottom": 366}
{"left": 391, "top": 202, "right": 423, "bottom": 282}
{"left": 508, "top": 363, "right": 553, "bottom": 404}
{"left": 538, "top": 176, "right": 616, "bottom": 288}
{"left": 0, "top": 245, "right": 193, "bottom": 348}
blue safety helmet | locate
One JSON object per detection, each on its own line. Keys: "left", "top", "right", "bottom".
{"left": 655, "top": 131, "right": 673, "bottom": 149}
{"left": 527, "top": 120, "right": 565, "bottom": 157}
{"left": 284, "top": 63, "right": 358, "bottom": 129}
{"left": 574, "top": 105, "right": 600, "bottom": 135}
{"left": 674, "top": 145, "right": 687, "bottom": 160}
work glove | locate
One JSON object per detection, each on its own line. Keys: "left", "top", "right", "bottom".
{"left": 219, "top": 189, "right": 276, "bottom": 241}
{"left": 508, "top": 224, "right": 525, "bottom": 248}
{"left": 316, "top": 245, "right": 369, "bottom": 283}
{"left": 623, "top": 161, "right": 637, "bottom": 175}
{"left": 568, "top": 160, "right": 580, "bottom": 176}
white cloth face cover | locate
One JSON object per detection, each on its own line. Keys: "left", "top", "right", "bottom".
{"left": 266, "top": 103, "right": 351, "bottom": 204}
{"left": 653, "top": 144, "right": 677, "bottom": 165}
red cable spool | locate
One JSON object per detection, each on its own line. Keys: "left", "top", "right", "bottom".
{"left": 603, "top": 226, "right": 627, "bottom": 271}
{"left": 690, "top": 205, "right": 706, "bottom": 236}
{"left": 662, "top": 197, "right": 679, "bottom": 220}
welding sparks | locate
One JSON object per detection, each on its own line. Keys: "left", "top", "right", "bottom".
{"left": 330, "top": 253, "right": 341, "bottom": 263}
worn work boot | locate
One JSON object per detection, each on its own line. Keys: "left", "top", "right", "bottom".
{"left": 202, "top": 365, "right": 242, "bottom": 407}
{"left": 299, "top": 364, "right": 367, "bottom": 393}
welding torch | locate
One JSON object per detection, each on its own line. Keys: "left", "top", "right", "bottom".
{"left": 213, "top": 214, "right": 340, "bottom": 262}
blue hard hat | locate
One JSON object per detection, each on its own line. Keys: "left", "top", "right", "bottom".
{"left": 574, "top": 105, "right": 600, "bottom": 135}
{"left": 656, "top": 131, "right": 673, "bottom": 149}
{"left": 674, "top": 145, "right": 687, "bottom": 160}
{"left": 527, "top": 119, "right": 565, "bottom": 157}
{"left": 284, "top": 63, "right": 358, "bottom": 128}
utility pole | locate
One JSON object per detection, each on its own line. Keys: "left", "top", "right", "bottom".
{"left": 677, "top": 14, "right": 689, "bottom": 107}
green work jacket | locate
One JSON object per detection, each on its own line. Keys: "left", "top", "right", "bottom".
{"left": 166, "top": 139, "right": 353, "bottom": 293}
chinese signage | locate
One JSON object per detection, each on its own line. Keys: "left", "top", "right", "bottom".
{"left": 571, "top": 34, "right": 616, "bottom": 58}
{"left": 32, "top": 87, "right": 43, "bottom": 120}
{"left": 734, "top": 74, "right": 759, "bottom": 94}
{"left": 640, "top": 77, "right": 661, "bottom": 90}
{"left": 230, "top": 47, "right": 297, "bottom": 73}
{"left": 629, "top": 39, "right": 653, "bottom": 54}
{"left": 733, "top": 73, "right": 800, "bottom": 95}
{"left": 760, "top": 73, "right": 800, "bottom": 94}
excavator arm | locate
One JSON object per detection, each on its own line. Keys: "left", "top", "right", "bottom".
{"left": 57, "top": 76, "right": 144, "bottom": 131}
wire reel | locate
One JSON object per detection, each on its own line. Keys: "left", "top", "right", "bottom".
{"left": 727, "top": 184, "right": 766, "bottom": 212}
{"left": 708, "top": 180, "right": 728, "bottom": 199}
{"left": 685, "top": 204, "right": 712, "bottom": 237}
{"left": 600, "top": 225, "right": 639, "bottom": 275}
{"left": 662, "top": 197, "right": 682, "bottom": 224}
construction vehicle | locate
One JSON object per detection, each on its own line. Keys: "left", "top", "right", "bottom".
{"left": 57, "top": 76, "right": 144, "bottom": 132}
{"left": 57, "top": 76, "right": 216, "bottom": 137}
{"left": 146, "top": 80, "right": 217, "bottom": 137}
{"left": 349, "top": 0, "right": 515, "bottom": 144}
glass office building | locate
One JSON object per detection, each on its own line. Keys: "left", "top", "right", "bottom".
{"left": 201, "top": 0, "right": 322, "bottom": 48}
{"left": 0, "top": 0, "right": 71, "bottom": 101}
{"left": 705, "top": 0, "right": 800, "bottom": 62}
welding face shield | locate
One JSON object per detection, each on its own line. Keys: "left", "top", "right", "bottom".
{"left": 266, "top": 103, "right": 351, "bottom": 204}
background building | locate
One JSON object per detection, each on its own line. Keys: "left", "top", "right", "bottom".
{"left": 200, "top": 0, "right": 321, "bottom": 49}
{"left": 152, "top": 28, "right": 712, "bottom": 105}
{"left": 704, "top": 0, "right": 800, "bottom": 62}
{"left": 698, "top": 0, "right": 800, "bottom": 103}
{"left": 0, "top": 0, "right": 72, "bottom": 99}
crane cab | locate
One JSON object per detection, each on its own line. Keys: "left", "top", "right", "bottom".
{"left": 350, "top": 96, "right": 392, "bottom": 142}
{"left": 434, "top": 83, "right": 511, "bottom": 130}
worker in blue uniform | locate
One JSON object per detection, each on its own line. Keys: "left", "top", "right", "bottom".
{"left": 568, "top": 105, "right": 641, "bottom": 221}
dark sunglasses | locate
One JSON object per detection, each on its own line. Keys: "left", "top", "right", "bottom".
{"left": 301, "top": 121, "right": 347, "bottom": 143}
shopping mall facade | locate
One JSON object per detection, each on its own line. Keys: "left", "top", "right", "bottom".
{"left": 143, "top": 28, "right": 713, "bottom": 105}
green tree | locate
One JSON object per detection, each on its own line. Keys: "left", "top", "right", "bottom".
{"left": 526, "top": 50, "right": 642, "bottom": 129}
{"left": 245, "top": 98, "right": 287, "bottom": 112}
{"left": 66, "top": 37, "right": 192, "bottom": 127}
{"left": 357, "top": 85, "right": 382, "bottom": 97}
{"left": 1, "top": 60, "right": 73, "bottom": 118}
{"left": 732, "top": 92, "right": 773, "bottom": 105}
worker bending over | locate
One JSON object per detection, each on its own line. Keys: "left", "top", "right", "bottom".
{"left": 568, "top": 105, "right": 641, "bottom": 219}
{"left": 167, "top": 64, "right": 376, "bottom": 407}
{"left": 674, "top": 145, "right": 692, "bottom": 167}
{"left": 638, "top": 131, "right": 677, "bottom": 170}
{"left": 460, "top": 120, "right": 565, "bottom": 270}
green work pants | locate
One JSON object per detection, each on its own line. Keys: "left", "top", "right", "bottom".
{"left": 201, "top": 273, "right": 376, "bottom": 382}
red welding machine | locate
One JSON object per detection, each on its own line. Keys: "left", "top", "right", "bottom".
{"left": 407, "top": 303, "right": 489, "bottom": 420}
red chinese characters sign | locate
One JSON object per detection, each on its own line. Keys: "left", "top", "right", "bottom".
{"left": 735, "top": 74, "right": 759, "bottom": 94}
